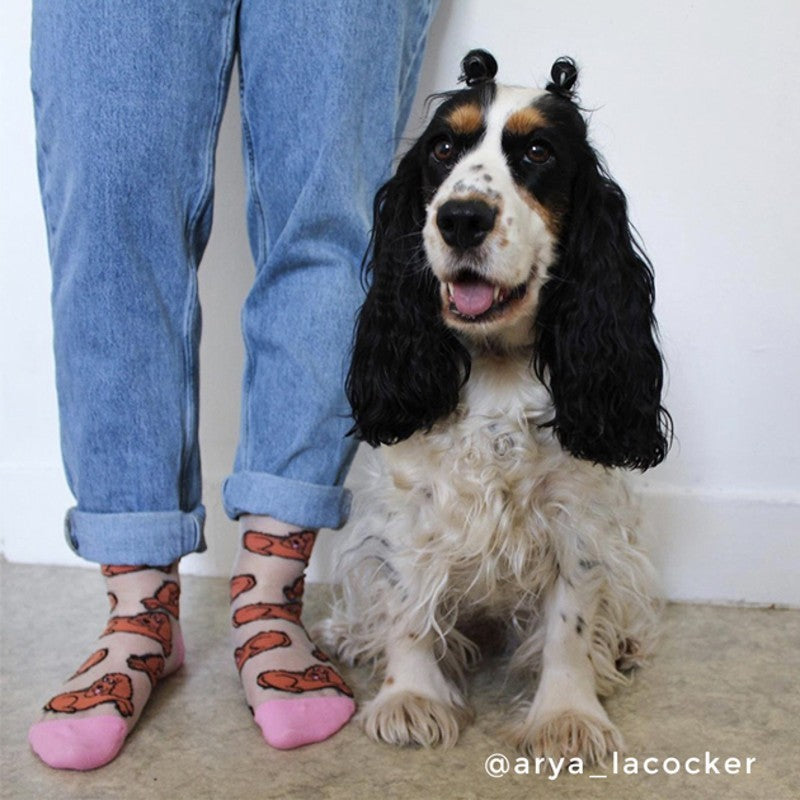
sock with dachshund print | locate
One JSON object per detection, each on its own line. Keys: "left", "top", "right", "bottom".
{"left": 231, "top": 515, "right": 355, "bottom": 748}
{"left": 28, "top": 563, "right": 183, "bottom": 770}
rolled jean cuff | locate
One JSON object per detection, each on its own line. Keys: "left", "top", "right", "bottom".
{"left": 64, "top": 506, "right": 206, "bottom": 565}
{"left": 222, "top": 471, "right": 352, "bottom": 530}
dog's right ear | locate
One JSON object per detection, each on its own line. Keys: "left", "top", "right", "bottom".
{"left": 346, "top": 142, "right": 470, "bottom": 447}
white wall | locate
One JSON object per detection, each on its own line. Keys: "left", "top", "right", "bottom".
{"left": 2, "top": 1, "right": 798, "bottom": 605}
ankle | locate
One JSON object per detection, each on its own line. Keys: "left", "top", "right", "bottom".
{"left": 239, "top": 514, "right": 309, "bottom": 536}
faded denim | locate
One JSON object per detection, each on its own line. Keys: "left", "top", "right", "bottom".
{"left": 31, "top": 0, "right": 437, "bottom": 565}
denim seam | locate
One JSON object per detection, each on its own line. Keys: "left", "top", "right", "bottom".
{"left": 31, "top": 94, "right": 76, "bottom": 492}
{"left": 184, "top": 3, "right": 239, "bottom": 249}
{"left": 239, "top": 74, "right": 268, "bottom": 269}
{"left": 30, "top": 77, "right": 60, "bottom": 281}
{"left": 180, "top": 1, "right": 239, "bottom": 506}
{"left": 237, "top": 56, "right": 270, "bottom": 471}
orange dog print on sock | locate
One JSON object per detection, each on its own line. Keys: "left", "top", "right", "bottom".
{"left": 232, "top": 602, "right": 302, "bottom": 628}
{"left": 230, "top": 573, "right": 257, "bottom": 601}
{"left": 283, "top": 575, "right": 304, "bottom": 602}
{"left": 142, "top": 581, "right": 180, "bottom": 617}
{"left": 242, "top": 531, "right": 315, "bottom": 562}
{"left": 45, "top": 673, "right": 134, "bottom": 717}
{"left": 69, "top": 648, "right": 109, "bottom": 680}
{"left": 127, "top": 654, "right": 166, "bottom": 687}
{"left": 257, "top": 665, "right": 353, "bottom": 697}
{"left": 234, "top": 630, "right": 292, "bottom": 671}
{"left": 102, "top": 612, "right": 173, "bottom": 656}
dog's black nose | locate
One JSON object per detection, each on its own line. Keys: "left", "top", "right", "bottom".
{"left": 436, "top": 199, "right": 497, "bottom": 249}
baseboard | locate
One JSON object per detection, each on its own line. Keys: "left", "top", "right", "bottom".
{"left": 635, "top": 484, "right": 799, "bottom": 607}
{"left": 1, "top": 464, "right": 797, "bottom": 607}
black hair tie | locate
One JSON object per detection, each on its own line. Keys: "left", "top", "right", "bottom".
{"left": 459, "top": 49, "right": 498, "bottom": 86}
{"left": 546, "top": 57, "right": 579, "bottom": 99}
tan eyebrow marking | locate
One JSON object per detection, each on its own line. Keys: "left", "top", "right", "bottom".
{"left": 445, "top": 103, "right": 484, "bottom": 135}
{"left": 504, "top": 106, "right": 547, "bottom": 136}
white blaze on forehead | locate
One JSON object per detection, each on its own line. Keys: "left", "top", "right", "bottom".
{"left": 479, "top": 85, "right": 547, "bottom": 149}
{"left": 436, "top": 86, "right": 547, "bottom": 199}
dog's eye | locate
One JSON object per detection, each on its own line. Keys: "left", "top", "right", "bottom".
{"left": 431, "top": 137, "right": 455, "bottom": 163}
{"left": 524, "top": 142, "right": 552, "bottom": 165}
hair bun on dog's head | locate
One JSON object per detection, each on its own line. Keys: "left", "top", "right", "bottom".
{"left": 546, "top": 57, "right": 579, "bottom": 99}
{"left": 459, "top": 49, "right": 498, "bottom": 86}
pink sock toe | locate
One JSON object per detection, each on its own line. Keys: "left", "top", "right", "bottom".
{"left": 254, "top": 696, "right": 356, "bottom": 749}
{"left": 28, "top": 716, "right": 128, "bottom": 770}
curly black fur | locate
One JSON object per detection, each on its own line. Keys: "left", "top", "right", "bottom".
{"left": 346, "top": 139, "right": 471, "bottom": 447}
{"left": 348, "top": 54, "right": 671, "bottom": 470}
{"left": 532, "top": 94, "right": 672, "bottom": 470}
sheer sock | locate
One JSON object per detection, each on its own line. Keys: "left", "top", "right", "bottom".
{"left": 231, "top": 515, "right": 354, "bottom": 749}
{"left": 28, "top": 563, "right": 183, "bottom": 770}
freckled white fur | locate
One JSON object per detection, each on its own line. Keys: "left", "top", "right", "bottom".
{"left": 321, "top": 85, "right": 661, "bottom": 763}
{"left": 323, "top": 353, "right": 660, "bottom": 760}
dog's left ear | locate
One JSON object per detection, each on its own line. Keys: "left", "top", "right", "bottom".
{"left": 534, "top": 147, "right": 672, "bottom": 470}
{"left": 346, "top": 141, "right": 471, "bottom": 447}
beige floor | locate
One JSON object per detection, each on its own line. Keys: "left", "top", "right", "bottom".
{"left": 1, "top": 561, "right": 798, "bottom": 800}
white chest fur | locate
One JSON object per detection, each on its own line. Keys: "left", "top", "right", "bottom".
{"left": 329, "top": 352, "right": 659, "bottom": 752}
{"left": 374, "top": 355, "right": 600, "bottom": 612}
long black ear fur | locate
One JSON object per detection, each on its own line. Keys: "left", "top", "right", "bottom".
{"left": 534, "top": 147, "right": 672, "bottom": 470}
{"left": 346, "top": 143, "right": 470, "bottom": 447}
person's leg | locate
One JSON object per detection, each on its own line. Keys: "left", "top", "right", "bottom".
{"left": 28, "top": 0, "right": 239, "bottom": 769}
{"left": 227, "top": 0, "right": 439, "bottom": 748}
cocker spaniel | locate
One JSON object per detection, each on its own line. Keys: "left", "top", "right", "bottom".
{"left": 323, "top": 51, "right": 672, "bottom": 764}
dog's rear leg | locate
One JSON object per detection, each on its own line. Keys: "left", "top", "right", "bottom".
{"left": 359, "top": 631, "right": 472, "bottom": 748}
{"left": 505, "top": 575, "right": 623, "bottom": 764}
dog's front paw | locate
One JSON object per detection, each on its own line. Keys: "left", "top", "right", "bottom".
{"left": 359, "top": 691, "right": 471, "bottom": 749}
{"left": 505, "top": 710, "right": 624, "bottom": 765}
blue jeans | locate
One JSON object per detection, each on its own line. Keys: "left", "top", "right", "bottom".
{"left": 31, "top": 0, "right": 437, "bottom": 565}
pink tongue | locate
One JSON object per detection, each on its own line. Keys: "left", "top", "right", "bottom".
{"left": 451, "top": 281, "right": 495, "bottom": 317}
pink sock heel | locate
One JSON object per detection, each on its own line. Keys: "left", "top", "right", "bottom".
{"left": 165, "top": 628, "right": 186, "bottom": 675}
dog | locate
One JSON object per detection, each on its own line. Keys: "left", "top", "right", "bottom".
{"left": 322, "top": 51, "right": 672, "bottom": 764}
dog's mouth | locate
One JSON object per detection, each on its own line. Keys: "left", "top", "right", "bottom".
{"left": 442, "top": 271, "right": 529, "bottom": 323}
